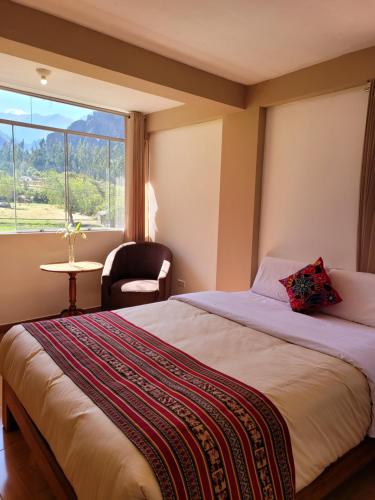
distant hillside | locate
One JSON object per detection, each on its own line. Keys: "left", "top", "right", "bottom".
{"left": 0, "top": 130, "right": 8, "bottom": 147}
{"left": 67, "top": 111, "right": 124, "bottom": 137}
{"left": 0, "top": 110, "right": 124, "bottom": 149}
{"left": 0, "top": 113, "right": 73, "bottom": 130}
{"left": 0, "top": 113, "right": 76, "bottom": 148}
{"left": 47, "top": 111, "right": 124, "bottom": 145}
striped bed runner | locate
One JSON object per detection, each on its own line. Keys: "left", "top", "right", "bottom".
{"left": 23, "top": 311, "right": 295, "bottom": 499}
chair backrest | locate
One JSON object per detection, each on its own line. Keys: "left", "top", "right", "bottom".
{"left": 111, "top": 242, "right": 172, "bottom": 280}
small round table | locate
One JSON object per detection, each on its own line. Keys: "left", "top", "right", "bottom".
{"left": 40, "top": 261, "right": 103, "bottom": 317}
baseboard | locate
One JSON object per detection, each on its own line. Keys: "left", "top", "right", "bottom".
{"left": 0, "top": 306, "right": 102, "bottom": 336}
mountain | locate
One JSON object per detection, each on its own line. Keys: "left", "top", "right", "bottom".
{"left": 0, "top": 113, "right": 82, "bottom": 148}
{"left": 46, "top": 111, "right": 124, "bottom": 146}
{"left": 0, "top": 130, "right": 9, "bottom": 147}
{"left": 67, "top": 111, "right": 124, "bottom": 138}
{"left": 0, "top": 110, "right": 124, "bottom": 149}
{"left": 0, "top": 113, "right": 74, "bottom": 130}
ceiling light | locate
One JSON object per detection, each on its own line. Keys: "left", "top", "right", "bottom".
{"left": 36, "top": 68, "right": 51, "bottom": 86}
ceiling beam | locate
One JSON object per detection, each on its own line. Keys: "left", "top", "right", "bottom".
{"left": 247, "top": 44, "right": 375, "bottom": 107}
{"left": 147, "top": 101, "right": 240, "bottom": 133}
{"left": 148, "top": 43, "right": 375, "bottom": 132}
{"left": 1, "top": 0, "right": 246, "bottom": 109}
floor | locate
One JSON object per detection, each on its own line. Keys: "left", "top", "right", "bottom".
{"left": 0, "top": 379, "right": 373, "bottom": 499}
{"left": 325, "top": 460, "right": 375, "bottom": 499}
{"left": 0, "top": 382, "right": 53, "bottom": 499}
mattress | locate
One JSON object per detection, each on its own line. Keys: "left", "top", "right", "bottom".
{"left": 0, "top": 298, "right": 371, "bottom": 499}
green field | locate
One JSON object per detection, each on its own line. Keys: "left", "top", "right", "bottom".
{"left": 0, "top": 202, "right": 104, "bottom": 232}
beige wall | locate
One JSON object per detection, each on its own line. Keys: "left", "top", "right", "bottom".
{"left": 2, "top": 11, "right": 375, "bottom": 300}
{"left": 149, "top": 120, "right": 222, "bottom": 294}
{"left": 217, "top": 106, "right": 265, "bottom": 289}
{"left": 259, "top": 88, "right": 368, "bottom": 270}
{"left": 149, "top": 45, "right": 375, "bottom": 288}
{"left": 0, "top": 231, "right": 123, "bottom": 325}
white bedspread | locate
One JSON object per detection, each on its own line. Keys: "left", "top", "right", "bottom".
{"left": 173, "top": 290, "right": 375, "bottom": 437}
{"left": 0, "top": 297, "right": 371, "bottom": 498}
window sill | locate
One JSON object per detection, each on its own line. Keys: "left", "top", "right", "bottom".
{"left": 0, "top": 228, "right": 124, "bottom": 236}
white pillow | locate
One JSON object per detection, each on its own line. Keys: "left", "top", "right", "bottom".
{"left": 322, "top": 269, "right": 375, "bottom": 328}
{"left": 252, "top": 256, "right": 307, "bottom": 302}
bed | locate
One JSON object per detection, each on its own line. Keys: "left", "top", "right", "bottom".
{"left": 1, "top": 258, "right": 375, "bottom": 499}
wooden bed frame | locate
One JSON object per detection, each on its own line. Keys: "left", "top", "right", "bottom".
{"left": 2, "top": 379, "right": 375, "bottom": 500}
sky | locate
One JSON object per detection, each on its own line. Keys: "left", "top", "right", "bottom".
{"left": 0, "top": 88, "right": 88, "bottom": 121}
{"left": 0, "top": 88, "right": 125, "bottom": 142}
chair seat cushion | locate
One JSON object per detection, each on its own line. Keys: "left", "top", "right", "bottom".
{"left": 109, "top": 279, "right": 159, "bottom": 309}
{"left": 118, "top": 279, "right": 159, "bottom": 293}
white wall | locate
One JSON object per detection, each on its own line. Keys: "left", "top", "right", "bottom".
{"left": 0, "top": 231, "right": 123, "bottom": 325}
{"left": 259, "top": 87, "right": 368, "bottom": 269}
{"left": 149, "top": 120, "right": 222, "bottom": 294}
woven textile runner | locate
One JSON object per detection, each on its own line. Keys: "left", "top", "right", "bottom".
{"left": 23, "top": 311, "right": 295, "bottom": 500}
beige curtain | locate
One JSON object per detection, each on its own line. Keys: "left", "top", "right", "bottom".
{"left": 357, "top": 80, "right": 375, "bottom": 272}
{"left": 125, "top": 111, "right": 149, "bottom": 242}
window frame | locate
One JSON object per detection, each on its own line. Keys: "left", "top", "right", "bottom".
{"left": 0, "top": 85, "right": 127, "bottom": 234}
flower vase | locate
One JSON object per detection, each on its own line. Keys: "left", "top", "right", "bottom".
{"left": 68, "top": 238, "right": 75, "bottom": 264}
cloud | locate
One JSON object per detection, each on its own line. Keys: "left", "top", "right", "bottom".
{"left": 4, "top": 108, "right": 28, "bottom": 116}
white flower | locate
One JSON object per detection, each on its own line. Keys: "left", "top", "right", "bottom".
{"left": 58, "top": 221, "right": 87, "bottom": 241}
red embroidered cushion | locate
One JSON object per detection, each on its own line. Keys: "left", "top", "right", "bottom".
{"left": 279, "top": 257, "right": 342, "bottom": 312}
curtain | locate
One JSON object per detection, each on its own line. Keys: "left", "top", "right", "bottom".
{"left": 358, "top": 80, "right": 375, "bottom": 273}
{"left": 144, "top": 134, "right": 151, "bottom": 242}
{"left": 125, "top": 111, "right": 148, "bottom": 242}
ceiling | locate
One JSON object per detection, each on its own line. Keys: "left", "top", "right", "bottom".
{"left": 14, "top": 0, "right": 375, "bottom": 85}
{"left": 0, "top": 53, "right": 182, "bottom": 113}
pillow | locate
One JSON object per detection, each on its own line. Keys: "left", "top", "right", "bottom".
{"left": 252, "top": 256, "right": 307, "bottom": 302}
{"left": 279, "top": 257, "right": 342, "bottom": 312}
{"left": 322, "top": 269, "right": 375, "bottom": 328}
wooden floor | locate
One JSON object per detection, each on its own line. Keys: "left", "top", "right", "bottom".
{"left": 0, "top": 378, "right": 373, "bottom": 499}
{"left": 325, "top": 460, "right": 375, "bottom": 499}
{"left": 0, "top": 381, "right": 53, "bottom": 499}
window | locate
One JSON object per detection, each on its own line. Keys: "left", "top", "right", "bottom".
{"left": 0, "top": 87, "right": 126, "bottom": 232}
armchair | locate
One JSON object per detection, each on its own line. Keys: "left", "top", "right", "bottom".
{"left": 101, "top": 242, "right": 173, "bottom": 310}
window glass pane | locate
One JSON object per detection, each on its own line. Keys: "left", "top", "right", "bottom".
{"left": 67, "top": 136, "right": 109, "bottom": 229}
{"left": 0, "top": 89, "right": 32, "bottom": 124}
{"left": 0, "top": 88, "right": 125, "bottom": 233}
{"left": 30, "top": 96, "right": 88, "bottom": 130}
{"left": 0, "top": 124, "right": 15, "bottom": 232}
{"left": 69, "top": 110, "right": 124, "bottom": 139}
{"left": 13, "top": 126, "right": 65, "bottom": 231}
{"left": 109, "top": 141, "right": 125, "bottom": 228}
{"left": 0, "top": 89, "right": 125, "bottom": 139}
{"left": 31, "top": 97, "right": 125, "bottom": 138}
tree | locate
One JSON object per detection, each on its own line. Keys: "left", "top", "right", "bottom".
{"left": 0, "top": 142, "right": 13, "bottom": 175}
{"left": 43, "top": 170, "right": 65, "bottom": 208}
{"left": 68, "top": 174, "right": 105, "bottom": 221}
{"left": 44, "top": 170, "right": 105, "bottom": 223}
{"left": 0, "top": 111, "right": 125, "bottom": 229}
{"left": 0, "top": 173, "right": 14, "bottom": 202}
